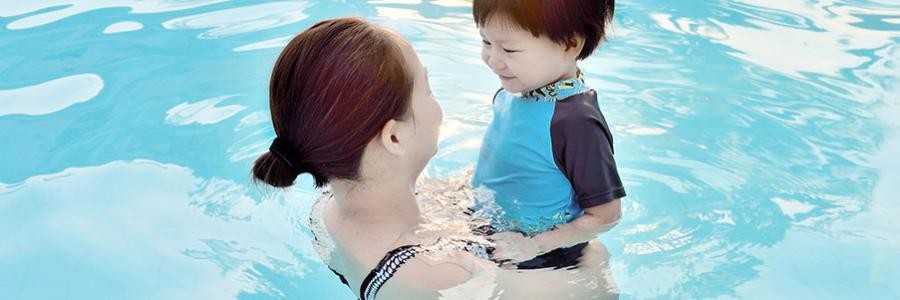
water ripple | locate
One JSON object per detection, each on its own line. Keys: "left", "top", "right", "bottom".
{"left": 165, "top": 95, "right": 246, "bottom": 126}
{"left": 162, "top": 1, "right": 311, "bottom": 39}
{"left": 0, "top": 160, "right": 325, "bottom": 298}
{"left": 0, "top": 0, "right": 227, "bottom": 30}
{"left": 0, "top": 73, "right": 103, "bottom": 116}
{"left": 102, "top": 21, "right": 144, "bottom": 34}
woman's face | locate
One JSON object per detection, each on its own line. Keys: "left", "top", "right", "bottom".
{"left": 398, "top": 41, "right": 444, "bottom": 172}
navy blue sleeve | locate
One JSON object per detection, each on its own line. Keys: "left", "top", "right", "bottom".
{"left": 550, "top": 91, "right": 626, "bottom": 209}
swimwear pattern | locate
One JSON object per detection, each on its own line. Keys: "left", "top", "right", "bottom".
{"left": 519, "top": 68, "right": 588, "bottom": 102}
{"left": 360, "top": 245, "right": 422, "bottom": 300}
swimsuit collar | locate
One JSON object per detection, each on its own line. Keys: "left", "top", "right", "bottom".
{"left": 516, "top": 68, "right": 589, "bottom": 102}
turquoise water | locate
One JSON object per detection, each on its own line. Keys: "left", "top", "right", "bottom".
{"left": 2, "top": 0, "right": 899, "bottom": 299}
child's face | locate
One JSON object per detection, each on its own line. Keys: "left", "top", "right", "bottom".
{"left": 479, "top": 17, "right": 580, "bottom": 93}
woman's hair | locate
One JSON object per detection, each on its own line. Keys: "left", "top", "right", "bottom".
{"left": 473, "top": 0, "right": 615, "bottom": 60}
{"left": 252, "top": 17, "right": 414, "bottom": 188}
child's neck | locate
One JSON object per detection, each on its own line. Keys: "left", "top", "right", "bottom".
{"left": 546, "top": 64, "right": 580, "bottom": 86}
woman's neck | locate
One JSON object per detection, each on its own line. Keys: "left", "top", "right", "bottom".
{"left": 329, "top": 176, "right": 422, "bottom": 228}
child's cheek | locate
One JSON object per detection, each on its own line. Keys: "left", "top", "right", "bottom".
{"left": 516, "top": 62, "right": 540, "bottom": 86}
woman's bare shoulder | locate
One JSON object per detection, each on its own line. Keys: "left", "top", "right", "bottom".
{"left": 378, "top": 250, "right": 487, "bottom": 299}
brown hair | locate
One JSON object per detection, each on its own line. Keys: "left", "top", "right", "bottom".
{"left": 473, "top": 0, "right": 615, "bottom": 60}
{"left": 252, "top": 17, "right": 414, "bottom": 188}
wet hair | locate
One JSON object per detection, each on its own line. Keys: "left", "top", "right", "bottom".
{"left": 473, "top": 0, "right": 615, "bottom": 60}
{"left": 252, "top": 17, "right": 414, "bottom": 188}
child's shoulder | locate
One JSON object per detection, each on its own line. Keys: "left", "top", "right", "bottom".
{"left": 550, "top": 89, "right": 615, "bottom": 150}
{"left": 552, "top": 90, "right": 605, "bottom": 125}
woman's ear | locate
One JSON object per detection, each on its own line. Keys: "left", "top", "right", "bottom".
{"left": 379, "top": 119, "right": 405, "bottom": 156}
{"left": 564, "top": 36, "right": 585, "bottom": 59}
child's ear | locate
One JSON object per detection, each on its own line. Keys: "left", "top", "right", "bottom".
{"left": 379, "top": 119, "right": 406, "bottom": 156}
{"left": 564, "top": 36, "right": 586, "bottom": 59}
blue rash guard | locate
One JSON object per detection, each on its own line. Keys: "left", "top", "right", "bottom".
{"left": 471, "top": 74, "right": 626, "bottom": 237}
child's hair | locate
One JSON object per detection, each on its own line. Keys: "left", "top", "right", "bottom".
{"left": 252, "top": 17, "right": 414, "bottom": 188}
{"left": 473, "top": 0, "right": 615, "bottom": 60}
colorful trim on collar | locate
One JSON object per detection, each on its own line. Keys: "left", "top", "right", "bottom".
{"left": 517, "top": 68, "right": 589, "bottom": 102}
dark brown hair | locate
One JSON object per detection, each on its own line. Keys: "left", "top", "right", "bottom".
{"left": 473, "top": 0, "right": 615, "bottom": 60}
{"left": 252, "top": 17, "right": 414, "bottom": 188}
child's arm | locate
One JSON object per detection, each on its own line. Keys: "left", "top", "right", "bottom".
{"left": 532, "top": 198, "right": 621, "bottom": 253}
{"left": 489, "top": 199, "right": 621, "bottom": 263}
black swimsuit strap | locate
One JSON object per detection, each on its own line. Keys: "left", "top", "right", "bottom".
{"left": 359, "top": 244, "right": 421, "bottom": 300}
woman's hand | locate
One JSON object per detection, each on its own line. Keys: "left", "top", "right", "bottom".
{"left": 487, "top": 231, "right": 542, "bottom": 264}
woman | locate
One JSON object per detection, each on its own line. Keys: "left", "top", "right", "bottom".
{"left": 252, "top": 17, "right": 617, "bottom": 299}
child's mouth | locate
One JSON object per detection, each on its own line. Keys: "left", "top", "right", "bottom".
{"left": 499, "top": 75, "right": 516, "bottom": 80}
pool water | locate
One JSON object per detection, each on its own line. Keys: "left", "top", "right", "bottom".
{"left": 1, "top": 0, "right": 899, "bottom": 299}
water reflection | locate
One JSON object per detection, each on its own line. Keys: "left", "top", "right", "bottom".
{"left": 161, "top": 1, "right": 311, "bottom": 39}
{"left": 164, "top": 95, "right": 246, "bottom": 126}
{"left": 306, "top": 175, "right": 620, "bottom": 299}
{"left": 603, "top": 0, "right": 898, "bottom": 297}
{"left": 103, "top": 21, "right": 144, "bottom": 34}
{"left": 0, "top": 160, "right": 353, "bottom": 299}
{"left": 0, "top": 0, "right": 227, "bottom": 30}
{"left": 0, "top": 73, "right": 103, "bottom": 117}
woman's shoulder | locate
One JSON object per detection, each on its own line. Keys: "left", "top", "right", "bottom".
{"left": 310, "top": 191, "right": 397, "bottom": 267}
{"left": 376, "top": 248, "right": 487, "bottom": 298}
{"left": 310, "top": 186, "right": 496, "bottom": 298}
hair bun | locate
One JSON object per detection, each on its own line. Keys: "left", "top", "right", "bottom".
{"left": 269, "top": 137, "right": 304, "bottom": 170}
{"left": 251, "top": 137, "right": 311, "bottom": 188}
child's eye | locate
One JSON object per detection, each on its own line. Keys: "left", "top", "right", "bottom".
{"left": 482, "top": 40, "right": 492, "bottom": 46}
{"left": 503, "top": 48, "right": 519, "bottom": 53}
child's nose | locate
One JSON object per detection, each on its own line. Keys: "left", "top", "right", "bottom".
{"left": 487, "top": 52, "right": 506, "bottom": 71}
